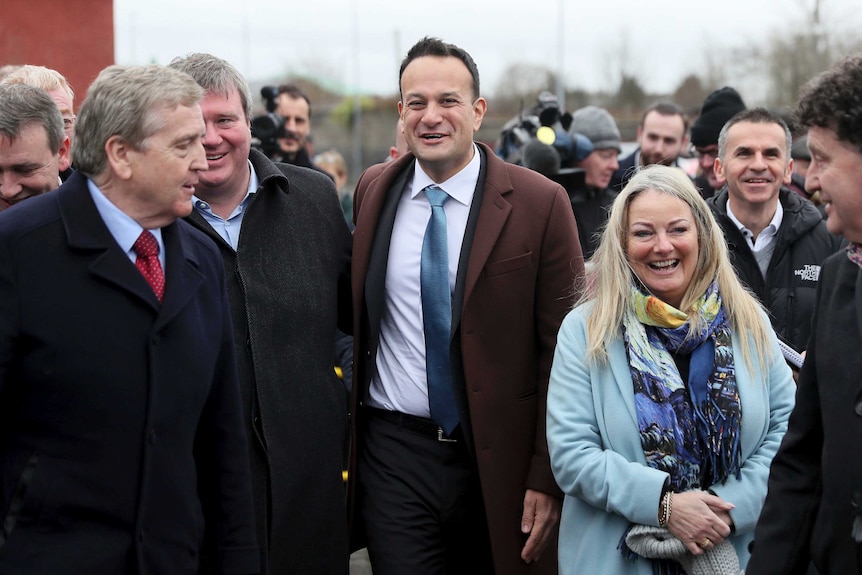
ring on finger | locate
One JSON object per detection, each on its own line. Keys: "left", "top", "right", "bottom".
{"left": 699, "top": 538, "right": 712, "bottom": 549}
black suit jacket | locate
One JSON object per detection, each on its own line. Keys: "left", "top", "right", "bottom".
{"left": 610, "top": 148, "right": 638, "bottom": 192}
{"left": 0, "top": 173, "right": 258, "bottom": 575}
{"left": 749, "top": 251, "right": 862, "bottom": 574}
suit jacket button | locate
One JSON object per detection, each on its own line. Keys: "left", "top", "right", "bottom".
{"left": 855, "top": 402, "right": 862, "bottom": 417}
{"left": 151, "top": 335, "right": 160, "bottom": 346}
{"left": 148, "top": 429, "right": 157, "bottom": 445}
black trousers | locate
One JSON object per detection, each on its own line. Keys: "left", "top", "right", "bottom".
{"left": 358, "top": 409, "right": 494, "bottom": 575}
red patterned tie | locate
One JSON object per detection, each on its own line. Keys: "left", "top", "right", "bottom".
{"left": 133, "top": 230, "right": 165, "bottom": 302}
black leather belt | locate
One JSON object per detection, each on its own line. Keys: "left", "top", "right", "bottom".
{"left": 365, "top": 406, "right": 459, "bottom": 443}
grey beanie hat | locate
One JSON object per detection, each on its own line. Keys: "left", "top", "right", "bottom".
{"left": 625, "top": 525, "right": 741, "bottom": 575}
{"left": 791, "top": 135, "right": 811, "bottom": 161}
{"left": 570, "top": 106, "right": 622, "bottom": 152}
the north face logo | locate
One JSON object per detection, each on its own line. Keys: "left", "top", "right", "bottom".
{"left": 794, "top": 265, "right": 821, "bottom": 281}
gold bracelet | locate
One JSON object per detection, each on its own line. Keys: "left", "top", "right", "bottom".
{"left": 658, "top": 491, "right": 673, "bottom": 527}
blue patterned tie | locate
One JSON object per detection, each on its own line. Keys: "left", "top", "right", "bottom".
{"left": 421, "top": 185, "right": 459, "bottom": 434}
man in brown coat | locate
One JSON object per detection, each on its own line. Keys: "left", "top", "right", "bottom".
{"left": 347, "top": 37, "right": 583, "bottom": 575}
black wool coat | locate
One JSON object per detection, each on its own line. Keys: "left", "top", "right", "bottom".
{"left": 749, "top": 251, "right": 862, "bottom": 574}
{"left": 0, "top": 175, "right": 258, "bottom": 575}
{"left": 186, "top": 149, "right": 353, "bottom": 575}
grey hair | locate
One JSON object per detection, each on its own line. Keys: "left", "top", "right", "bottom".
{"left": 1, "top": 64, "right": 75, "bottom": 102}
{"left": 72, "top": 65, "right": 204, "bottom": 178}
{"left": 581, "top": 165, "right": 770, "bottom": 373}
{"left": 168, "top": 53, "right": 253, "bottom": 120}
{"left": 0, "top": 83, "right": 65, "bottom": 153}
{"left": 718, "top": 107, "right": 792, "bottom": 162}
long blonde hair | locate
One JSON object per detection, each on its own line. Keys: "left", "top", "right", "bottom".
{"left": 579, "top": 166, "right": 771, "bottom": 373}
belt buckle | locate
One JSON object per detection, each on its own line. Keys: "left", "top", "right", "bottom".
{"left": 437, "top": 428, "right": 457, "bottom": 443}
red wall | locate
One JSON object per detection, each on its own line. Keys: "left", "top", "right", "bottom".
{"left": 0, "top": 0, "right": 114, "bottom": 112}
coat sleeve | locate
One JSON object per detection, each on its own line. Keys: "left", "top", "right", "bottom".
{"left": 747, "top": 303, "right": 825, "bottom": 573}
{"left": 525, "top": 185, "right": 583, "bottom": 497}
{"left": 547, "top": 309, "right": 670, "bottom": 526}
{"left": 707, "top": 324, "right": 796, "bottom": 534}
{"left": 194, "top": 248, "right": 260, "bottom": 575}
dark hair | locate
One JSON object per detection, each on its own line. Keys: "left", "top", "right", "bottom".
{"left": 0, "top": 83, "right": 64, "bottom": 154}
{"left": 399, "top": 37, "right": 480, "bottom": 100}
{"left": 641, "top": 101, "right": 688, "bottom": 133}
{"left": 277, "top": 84, "right": 312, "bottom": 116}
{"left": 796, "top": 55, "right": 862, "bottom": 154}
{"left": 718, "top": 107, "right": 792, "bottom": 161}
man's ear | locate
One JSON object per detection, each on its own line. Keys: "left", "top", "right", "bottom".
{"left": 57, "top": 135, "right": 71, "bottom": 172}
{"left": 472, "top": 97, "right": 487, "bottom": 132}
{"left": 783, "top": 158, "right": 795, "bottom": 184}
{"left": 104, "top": 135, "right": 134, "bottom": 181}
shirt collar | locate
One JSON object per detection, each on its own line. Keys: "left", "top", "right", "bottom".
{"left": 86, "top": 177, "right": 164, "bottom": 255}
{"left": 192, "top": 159, "right": 259, "bottom": 214}
{"left": 409, "top": 143, "right": 480, "bottom": 206}
{"left": 726, "top": 197, "right": 784, "bottom": 239}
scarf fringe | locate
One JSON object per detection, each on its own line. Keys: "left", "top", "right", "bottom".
{"left": 694, "top": 404, "right": 742, "bottom": 485}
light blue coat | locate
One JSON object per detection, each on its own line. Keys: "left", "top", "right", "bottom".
{"left": 547, "top": 303, "right": 796, "bottom": 574}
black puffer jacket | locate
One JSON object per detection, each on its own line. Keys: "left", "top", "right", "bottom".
{"left": 708, "top": 187, "right": 845, "bottom": 351}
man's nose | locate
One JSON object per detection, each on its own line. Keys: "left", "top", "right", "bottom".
{"left": 0, "top": 175, "right": 22, "bottom": 199}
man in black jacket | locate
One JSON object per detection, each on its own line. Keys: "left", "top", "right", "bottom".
{"left": 709, "top": 107, "right": 843, "bottom": 354}
{"left": 169, "top": 54, "right": 353, "bottom": 575}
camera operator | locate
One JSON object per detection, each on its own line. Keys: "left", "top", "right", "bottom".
{"left": 270, "top": 84, "right": 316, "bottom": 167}
{"left": 497, "top": 94, "right": 619, "bottom": 260}
{"left": 252, "top": 84, "right": 332, "bottom": 177}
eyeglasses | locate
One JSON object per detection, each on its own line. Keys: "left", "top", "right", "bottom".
{"left": 63, "top": 115, "right": 76, "bottom": 129}
{"left": 696, "top": 147, "right": 719, "bottom": 160}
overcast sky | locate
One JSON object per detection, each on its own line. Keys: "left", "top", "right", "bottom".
{"left": 114, "top": 0, "right": 859, "bottom": 101}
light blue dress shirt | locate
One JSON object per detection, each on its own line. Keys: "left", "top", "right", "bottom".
{"left": 191, "top": 160, "right": 259, "bottom": 251}
{"left": 87, "top": 178, "right": 166, "bottom": 271}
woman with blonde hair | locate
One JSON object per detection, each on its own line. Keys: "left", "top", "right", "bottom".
{"left": 547, "top": 165, "right": 796, "bottom": 574}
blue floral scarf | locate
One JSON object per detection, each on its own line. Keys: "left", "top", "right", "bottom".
{"left": 619, "top": 282, "right": 741, "bottom": 572}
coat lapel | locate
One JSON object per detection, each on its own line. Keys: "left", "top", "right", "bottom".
{"left": 58, "top": 177, "right": 159, "bottom": 309}
{"left": 153, "top": 221, "right": 206, "bottom": 331}
{"left": 59, "top": 174, "right": 206, "bottom": 321}
{"left": 355, "top": 158, "right": 413, "bottom": 343}
{"left": 461, "top": 145, "right": 512, "bottom": 311}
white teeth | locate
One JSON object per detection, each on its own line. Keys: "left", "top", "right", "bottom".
{"left": 423, "top": 135, "right": 442, "bottom": 140}
{"left": 207, "top": 154, "right": 224, "bottom": 160}
{"left": 651, "top": 260, "right": 678, "bottom": 269}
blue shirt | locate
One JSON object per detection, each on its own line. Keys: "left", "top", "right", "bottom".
{"left": 87, "top": 178, "right": 166, "bottom": 271}
{"left": 191, "top": 160, "right": 259, "bottom": 251}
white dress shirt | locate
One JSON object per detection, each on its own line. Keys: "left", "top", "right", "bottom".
{"left": 727, "top": 199, "right": 784, "bottom": 279}
{"left": 367, "top": 145, "right": 481, "bottom": 416}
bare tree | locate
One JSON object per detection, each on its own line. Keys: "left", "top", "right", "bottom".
{"left": 493, "top": 63, "right": 558, "bottom": 115}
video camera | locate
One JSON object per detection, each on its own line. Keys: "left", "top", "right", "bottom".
{"left": 495, "top": 91, "right": 592, "bottom": 173}
{"left": 250, "top": 86, "right": 286, "bottom": 158}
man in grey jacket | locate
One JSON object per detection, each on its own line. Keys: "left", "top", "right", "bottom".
{"left": 169, "top": 53, "right": 352, "bottom": 575}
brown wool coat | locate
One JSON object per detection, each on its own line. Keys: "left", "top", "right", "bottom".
{"left": 347, "top": 143, "right": 583, "bottom": 575}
